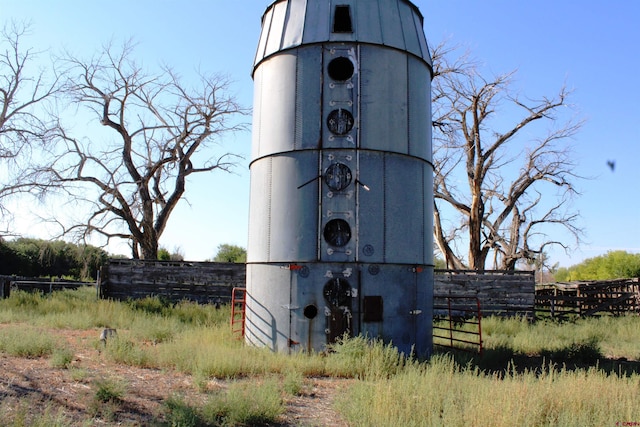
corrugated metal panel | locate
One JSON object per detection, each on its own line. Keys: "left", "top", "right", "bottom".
{"left": 295, "top": 47, "right": 322, "bottom": 150}
{"left": 265, "top": 2, "right": 287, "bottom": 58}
{"left": 247, "top": 158, "right": 272, "bottom": 263}
{"left": 255, "top": 0, "right": 432, "bottom": 71}
{"left": 423, "top": 167, "right": 434, "bottom": 264}
{"left": 359, "top": 46, "right": 408, "bottom": 153}
{"left": 281, "top": 0, "right": 306, "bottom": 49}
{"left": 355, "top": 1, "right": 382, "bottom": 45}
{"left": 398, "top": 0, "right": 421, "bottom": 56}
{"left": 384, "top": 155, "right": 425, "bottom": 263}
{"left": 302, "top": 0, "right": 330, "bottom": 44}
{"left": 357, "top": 151, "right": 386, "bottom": 263}
{"left": 255, "top": 53, "right": 298, "bottom": 157}
{"left": 407, "top": 56, "right": 431, "bottom": 160}
{"left": 254, "top": 6, "right": 273, "bottom": 66}
{"left": 359, "top": 265, "right": 417, "bottom": 348}
{"left": 268, "top": 153, "right": 319, "bottom": 262}
{"left": 251, "top": 66, "right": 264, "bottom": 160}
{"left": 378, "top": 0, "right": 405, "bottom": 49}
{"left": 245, "top": 264, "right": 291, "bottom": 351}
{"left": 412, "top": 8, "right": 430, "bottom": 61}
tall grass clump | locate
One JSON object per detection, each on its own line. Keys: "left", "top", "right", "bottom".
{"left": 325, "top": 334, "right": 415, "bottom": 379}
{"left": 0, "top": 325, "right": 58, "bottom": 357}
{"left": 336, "top": 354, "right": 640, "bottom": 427}
{"left": 481, "top": 314, "right": 640, "bottom": 361}
{"left": 164, "top": 378, "right": 284, "bottom": 426}
{"left": 201, "top": 378, "right": 284, "bottom": 426}
{"left": 0, "top": 401, "right": 70, "bottom": 427}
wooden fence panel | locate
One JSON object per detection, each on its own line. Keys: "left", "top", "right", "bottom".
{"left": 434, "top": 270, "right": 535, "bottom": 319}
{"left": 100, "top": 259, "right": 246, "bottom": 304}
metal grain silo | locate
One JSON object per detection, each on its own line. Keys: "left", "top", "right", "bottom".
{"left": 246, "top": 0, "right": 434, "bottom": 357}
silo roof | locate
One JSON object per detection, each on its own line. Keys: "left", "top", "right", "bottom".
{"left": 254, "top": 0, "right": 431, "bottom": 72}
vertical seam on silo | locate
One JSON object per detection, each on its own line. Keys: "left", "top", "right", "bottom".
{"left": 383, "top": 155, "right": 387, "bottom": 263}
{"left": 407, "top": 55, "right": 411, "bottom": 155}
{"left": 421, "top": 163, "right": 425, "bottom": 263}
{"left": 294, "top": 49, "right": 300, "bottom": 150}
{"left": 267, "top": 156, "right": 273, "bottom": 261}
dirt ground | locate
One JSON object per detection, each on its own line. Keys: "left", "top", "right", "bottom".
{"left": 0, "top": 328, "right": 351, "bottom": 426}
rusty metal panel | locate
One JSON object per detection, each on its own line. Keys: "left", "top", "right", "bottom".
{"left": 360, "top": 46, "right": 408, "bottom": 154}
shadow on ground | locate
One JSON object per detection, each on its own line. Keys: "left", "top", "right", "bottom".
{"left": 437, "top": 342, "right": 640, "bottom": 377}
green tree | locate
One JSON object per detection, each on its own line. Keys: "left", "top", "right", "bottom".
{"left": 213, "top": 244, "right": 246, "bottom": 263}
{"left": 554, "top": 250, "right": 640, "bottom": 281}
{"left": 0, "top": 238, "right": 107, "bottom": 280}
{"left": 158, "top": 246, "right": 184, "bottom": 261}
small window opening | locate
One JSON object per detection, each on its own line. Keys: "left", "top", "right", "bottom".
{"left": 333, "top": 5, "right": 353, "bottom": 33}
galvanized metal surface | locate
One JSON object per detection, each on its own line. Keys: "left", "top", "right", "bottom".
{"left": 254, "top": 0, "right": 431, "bottom": 69}
{"left": 247, "top": 0, "right": 434, "bottom": 357}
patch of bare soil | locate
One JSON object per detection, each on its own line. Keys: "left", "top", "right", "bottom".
{"left": 0, "top": 328, "right": 351, "bottom": 426}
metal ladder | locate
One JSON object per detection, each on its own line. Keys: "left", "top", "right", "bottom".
{"left": 230, "top": 287, "right": 247, "bottom": 339}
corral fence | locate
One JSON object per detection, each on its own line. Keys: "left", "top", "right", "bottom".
{"left": 99, "top": 259, "right": 246, "bottom": 305}
{"left": 98, "top": 262, "right": 536, "bottom": 315}
{"left": 434, "top": 269, "right": 536, "bottom": 319}
{"left": 535, "top": 278, "right": 640, "bottom": 319}
{"left": 0, "top": 275, "right": 94, "bottom": 298}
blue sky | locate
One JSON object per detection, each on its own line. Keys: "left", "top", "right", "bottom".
{"left": 2, "top": 0, "right": 639, "bottom": 267}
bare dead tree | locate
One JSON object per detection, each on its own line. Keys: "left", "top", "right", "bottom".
{"left": 33, "top": 41, "right": 247, "bottom": 259}
{"left": 431, "top": 41, "right": 584, "bottom": 270}
{"left": 0, "top": 22, "right": 60, "bottom": 233}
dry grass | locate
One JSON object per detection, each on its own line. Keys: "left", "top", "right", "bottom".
{"left": 0, "top": 288, "right": 639, "bottom": 426}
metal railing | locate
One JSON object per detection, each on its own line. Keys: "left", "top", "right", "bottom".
{"left": 433, "top": 295, "right": 483, "bottom": 355}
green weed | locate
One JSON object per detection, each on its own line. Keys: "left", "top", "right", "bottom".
{"left": 50, "top": 347, "right": 74, "bottom": 368}
{"left": 164, "top": 379, "right": 284, "bottom": 427}
{"left": 0, "top": 326, "right": 57, "bottom": 357}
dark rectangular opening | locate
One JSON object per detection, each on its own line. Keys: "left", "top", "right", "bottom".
{"left": 333, "top": 5, "right": 353, "bottom": 33}
{"left": 363, "top": 296, "right": 383, "bottom": 322}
